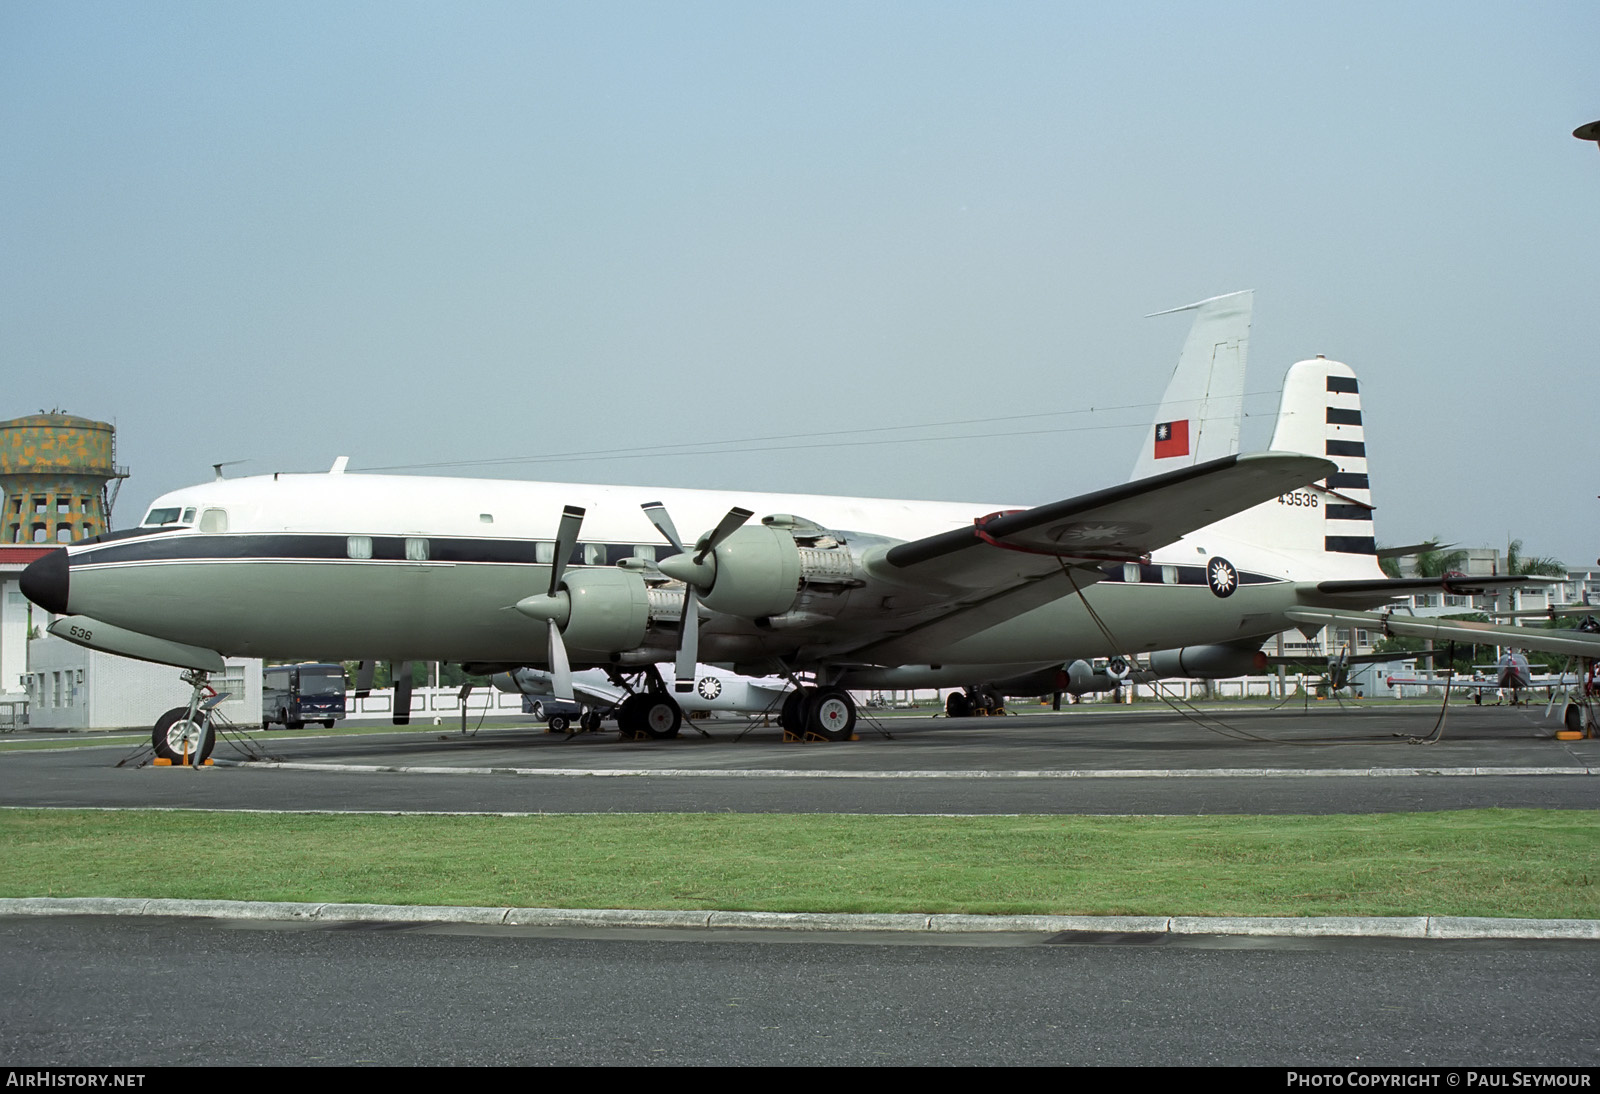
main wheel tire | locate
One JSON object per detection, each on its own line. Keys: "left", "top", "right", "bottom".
{"left": 780, "top": 688, "right": 812, "bottom": 734}
{"left": 1566, "top": 704, "right": 1584, "bottom": 734}
{"left": 547, "top": 713, "right": 570, "bottom": 733}
{"left": 618, "top": 694, "right": 682, "bottom": 739}
{"left": 580, "top": 710, "right": 604, "bottom": 733}
{"left": 152, "top": 706, "right": 216, "bottom": 765}
{"left": 945, "top": 691, "right": 971, "bottom": 718}
{"left": 639, "top": 695, "right": 682, "bottom": 739}
{"left": 806, "top": 687, "right": 857, "bottom": 741}
{"left": 981, "top": 687, "right": 1004, "bottom": 713}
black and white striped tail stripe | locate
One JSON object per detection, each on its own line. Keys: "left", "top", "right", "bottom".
{"left": 1322, "top": 373, "right": 1374, "bottom": 554}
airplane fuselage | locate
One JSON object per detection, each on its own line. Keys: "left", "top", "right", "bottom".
{"left": 27, "top": 468, "right": 1383, "bottom": 684}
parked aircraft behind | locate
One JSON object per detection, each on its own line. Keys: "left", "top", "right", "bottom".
{"left": 493, "top": 662, "right": 793, "bottom": 735}
{"left": 25, "top": 305, "right": 1600, "bottom": 762}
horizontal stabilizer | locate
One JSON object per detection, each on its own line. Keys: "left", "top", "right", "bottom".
{"left": 1309, "top": 574, "right": 1557, "bottom": 599}
{"left": 1283, "top": 608, "right": 1600, "bottom": 660}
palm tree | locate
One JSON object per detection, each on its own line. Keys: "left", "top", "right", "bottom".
{"left": 1504, "top": 539, "right": 1567, "bottom": 578}
{"left": 1412, "top": 540, "right": 1468, "bottom": 578}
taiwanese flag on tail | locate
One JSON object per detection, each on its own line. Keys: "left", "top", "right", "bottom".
{"left": 1153, "top": 419, "right": 1190, "bottom": 459}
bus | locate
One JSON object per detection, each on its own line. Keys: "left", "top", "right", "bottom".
{"left": 262, "top": 663, "right": 347, "bottom": 728}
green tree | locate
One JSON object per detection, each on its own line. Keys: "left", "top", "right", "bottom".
{"left": 1504, "top": 539, "right": 1567, "bottom": 578}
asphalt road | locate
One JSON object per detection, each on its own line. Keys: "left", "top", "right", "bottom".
{"left": 3, "top": 915, "right": 1596, "bottom": 1066}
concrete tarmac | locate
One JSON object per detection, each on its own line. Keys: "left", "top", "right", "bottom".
{"left": 1, "top": 703, "right": 1594, "bottom": 816}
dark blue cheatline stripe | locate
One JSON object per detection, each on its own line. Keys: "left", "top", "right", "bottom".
{"left": 1325, "top": 535, "right": 1377, "bottom": 555}
{"left": 1325, "top": 440, "right": 1366, "bottom": 457}
{"left": 1324, "top": 504, "right": 1372, "bottom": 522}
{"left": 1325, "top": 472, "right": 1369, "bottom": 490}
{"left": 1326, "top": 407, "right": 1362, "bottom": 425}
{"left": 1326, "top": 376, "right": 1359, "bottom": 394}
{"left": 72, "top": 533, "right": 680, "bottom": 568}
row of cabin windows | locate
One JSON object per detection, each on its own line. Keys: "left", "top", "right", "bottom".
{"left": 136, "top": 507, "right": 676, "bottom": 567}
{"left": 343, "top": 537, "right": 674, "bottom": 565}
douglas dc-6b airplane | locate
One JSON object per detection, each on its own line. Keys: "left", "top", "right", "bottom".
{"left": 24, "top": 299, "right": 1600, "bottom": 762}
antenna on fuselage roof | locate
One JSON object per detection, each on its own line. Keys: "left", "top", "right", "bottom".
{"left": 211, "top": 460, "right": 250, "bottom": 481}
{"left": 329, "top": 456, "right": 350, "bottom": 474}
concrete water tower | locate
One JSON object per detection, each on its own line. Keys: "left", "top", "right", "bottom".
{"left": 0, "top": 413, "right": 129, "bottom": 544}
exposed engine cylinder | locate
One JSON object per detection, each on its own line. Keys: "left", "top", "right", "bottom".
{"left": 557, "top": 567, "right": 651, "bottom": 654}
{"left": 698, "top": 525, "right": 802, "bottom": 618}
{"left": 1146, "top": 644, "right": 1269, "bottom": 679}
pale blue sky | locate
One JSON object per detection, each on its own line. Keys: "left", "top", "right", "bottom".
{"left": 3, "top": 2, "right": 1595, "bottom": 565}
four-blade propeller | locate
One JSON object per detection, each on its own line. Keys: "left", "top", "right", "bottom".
{"left": 642, "top": 501, "right": 753, "bottom": 691}
{"left": 512, "top": 505, "right": 585, "bottom": 701}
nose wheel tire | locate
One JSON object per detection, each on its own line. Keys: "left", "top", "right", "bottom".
{"left": 151, "top": 706, "right": 216, "bottom": 765}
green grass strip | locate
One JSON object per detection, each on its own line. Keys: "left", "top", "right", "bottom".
{"left": 2, "top": 808, "right": 1595, "bottom": 919}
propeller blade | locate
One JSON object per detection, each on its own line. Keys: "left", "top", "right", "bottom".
{"left": 695, "top": 507, "right": 754, "bottom": 564}
{"left": 393, "top": 661, "right": 413, "bottom": 726}
{"left": 641, "top": 501, "right": 684, "bottom": 551}
{"left": 549, "top": 505, "right": 585, "bottom": 596}
{"left": 675, "top": 586, "right": 700, "bottom": 693}
{"left": 548, "top": 619, "right": 573, "bottom": 702}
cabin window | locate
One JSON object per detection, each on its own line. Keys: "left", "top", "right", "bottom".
{"left": 1162, "top": 565, "right": 1178, "bottom": 585}
{"left": 632, "top": 544, "right": 657, "bottom": 564}
{"left": 479, "top": 513, "right": 494, "bottom": 524}
{"left": 405, "top": 537, "right": 430, "bottom": 562}
{"left": 535, "top": 541, "right": 554, "bottom": 564}
{"left": 199, "top": 509, "right": 228, "bottom": 534}
{"left": 1123, "top": 562, "right": 1141, "bottom": 583}
{"left": 347, "top": 536, "right": 373, "bottom": 560}
{"left": 581, "top": 543, "right": 605, "bottom": 566}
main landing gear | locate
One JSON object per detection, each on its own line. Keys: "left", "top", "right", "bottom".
{"left": 777, "top": 685, "right": 858, "bottom": 742}
{"left": 612, "top": 666, "right": 684, "bottom": 740}
{"left": 944, "top": 686, "right": 1005, "bottom": 719}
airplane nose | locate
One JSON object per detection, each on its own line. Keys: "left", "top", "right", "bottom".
{"left": 20, "top": 548, "right": 70, "bottom": 615}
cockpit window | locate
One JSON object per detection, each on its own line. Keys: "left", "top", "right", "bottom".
{"left": 142, "top": 507, "right": 187, "bottom": 527}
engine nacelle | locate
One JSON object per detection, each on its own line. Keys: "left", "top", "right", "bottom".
{"left": 562, "top": 567, "right": 651, "bottom": 654}
{"left": 517, "top": 567, "right": 651, "bottom": 656}
{"left": 1146, "top": 644, "right": 1269, "bottom": 679}
{"left": 697, "top": 525, "right": 802, "bottom": 619}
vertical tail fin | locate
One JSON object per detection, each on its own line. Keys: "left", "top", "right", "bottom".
{"left": 1266, "top": 356, "right": 1376, "bottom": 558}
{"left": 1129, "top": 290, "right": 1251, "bottom": 482}
{"left": 1208, "top": 356, "right": 1382, "bottom": 574}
